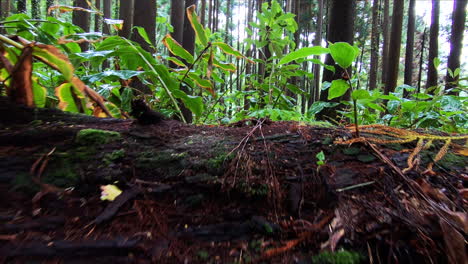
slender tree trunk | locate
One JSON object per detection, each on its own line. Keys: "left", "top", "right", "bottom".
{"left": 368, "top": 0, "right": 380, "bottom": 90}
{"left": 94, "top": 0, "right": 101, "bottom": 32}
{"left": 73, "top": 0, "right": 90, "bottom": 50}
{"left": 403, "top": 0, "right": 416, "bottom": 93}
{"left": 380, "top": 0, "right": 390, "bottom": 85}
{"left": 426, "top": 0, "right": 439, "bottom": 91}
{"left": 244, "top": 0, "right": 254, "bottom": 110}
{"left": 383, "top": 0, "right": 404, "bottom": 95}
{"left": 170, "top": 0, "right": 185, "bottom": 47}
{"left": 417, "top": 28, "right": 427, "bottom": 93}
{"left": 46, "top": 0, "right": 55, "bottom": 16}
{"left": 132, "top": 0, "right": 156, "bottom": 51}
{"left": 102, "top": 0, "right": 112, "bottom": 34}
{"left": 445, "top": 0, "right": 467, "bottom": 95}
{"left": 17, "top": 0, "right": 27, "bottom": 13}
{"left": 184, "top": 0, "right": 197, "bottom": 55}
{"left": 31, "top": 0, "right": 40, "bottom": 18}
{"left": 311, "top": 0, "right": 324, "bottom": 104}
{"left": 1, "top": 0, "right": 11, "bottom": 19}
{"left": 200, "top": 0, "right": 206, "bottom": 27}
{"left": 208, "top": 0, "right": 213, "bottom": 31}
{"left": 118, "top": 0, "right": 134, "bottom": 38}
{"left": 224, "top": 0, "right": 232, "bottom": 44}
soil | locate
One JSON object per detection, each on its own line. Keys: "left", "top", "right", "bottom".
{"left": 0, "top": 98, "right": 466, "bottom": 263}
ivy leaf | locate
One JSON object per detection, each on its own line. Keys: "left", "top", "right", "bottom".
{"left": 351, "top": 89, "right": 371, "bottom": 101}
{"left": 328, "top": 42, "right": 359, "bottom": 69}
{"left": 278, "top": 46, "right": 330, "bottom": 65}
{"left": 328, "top": 79, "right": 350, "bottom": 100}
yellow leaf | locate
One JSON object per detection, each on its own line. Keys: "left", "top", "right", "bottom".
{"left": 100, "top": 185, "right": 122, "bottom": 201}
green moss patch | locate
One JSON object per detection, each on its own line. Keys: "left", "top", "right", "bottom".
{"left": 75, "top": 129, "right": 121, "bottom": 145}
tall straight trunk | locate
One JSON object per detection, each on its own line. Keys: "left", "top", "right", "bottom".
{"left": 183, "top": 0, "right": 197, "bottom": 55}
{"left": 426, "top": 0, "right": 439, "bottom": 90}
{"left": 73, "top": 0, "right": 90, "bottom": 50}
{"left": 214, "top": 0, "right": 219, "bottom": 32}
{"left": 445, "top": 0, "right": 467, "bottom": 94}
{"left": 383, "top": 0, "right": 404, "bottom": 95}
{"left": 311, "top": 0, "right": 324, "bottom": 104}
{"left": 244, "top": 0, "right": 254, "bottom": 110}
{"left": 102, "top": 0, "right": 112, "bottom": 34}
{"left": 17, "top": 0, "right": 27, "bottom": 13}
{"left": 94, "top": 0, "right": 101, "bottom": 32}
{"left": 118, "top": 0, "right": 134, "bottom": 38}
{"left": 31, "top": 0, "right": 40, "bottom": 18}
{"left": 170, "top": 0, "right": 185, "bottom": 45}
{"left": 368, "top": 0, "right": 380, "bottom": 90}
{"left": 1, "top": 0, "right": 11, "bottom": 19}
{"left": 224, "top": 0, "right": 232, "bottom": 44}
{"left": 318, "top": 0, "right": 355, "bottom": 120}
{"left": 200, "top": 0, "right": 206, "bottom": 27}
{"left": 132, "top": 0, "right": 156, "bottom": 51}
{"left": 208, "top": 0, "right": 213, "bottom": 31}
{"left": 46, "top": 0, "right": 55, "bottom": 16}
{"left": 380, "top": 0, "right": 390, "bottom": 84}
{"left": 403, "top": 0, "right": 416, "bottom": 91}
{"left": 417, "top": 28, "right": 427, "bottom": 93}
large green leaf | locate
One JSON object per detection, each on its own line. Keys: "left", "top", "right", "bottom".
{"left": 351, "top": 89, "right": 371, "bottom": 101}
{"left": 32, "top": 44, "right": 74, "bottom": 82}
{"left": 328, "top": 79, "right": 350, "bottom": 100}
{"left": 81, "top": 70, "right": 143, "bottom": 83}
{"left": 278, "top": 46, "right": 329, "bottom": 65}
{"left": 162, "top": 34, "right": 194, "bottom": 64}
{"left": 172, "top": 90, "right": 204, "bottom": 117}
{"left": 134, "top": 26, "right": 153, "bottom": 46}
{"left": 186, "top": 5, "right": 208, "bottom": 47}
{"left": 328, "top": 42, "right": 359, "bottom": 69}
{"left": 32, "top": 79, "right": 47, "bottom": 108}
{"left": 55, "top": 83, "right": 80, "bottom": 113}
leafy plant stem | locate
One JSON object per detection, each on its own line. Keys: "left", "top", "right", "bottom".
{"left": 123, "top": 38, "right": 187, "bottom": 123}
{"left": 344, "top": 68, "right": 360, "bottom": 137}
{"left": 0, "top": 34, "right": 25, "bottom": 49}
{"left": 180, "top": 42, "right": 212, "bottom": 84}
{"left": 202, "top": 88, "right": 230, "bottom": 123}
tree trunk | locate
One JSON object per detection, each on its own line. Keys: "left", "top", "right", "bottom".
{"left": 380, "top": 0, "right": 390, "bottom": 85}
{"left": 426, "top": 0, "right": 439, "bottom": 91}
{"left": 318, "top": 0, "right": 356, "bottom": 120}
{"left": 0, "top": 0, "right": 11, "bottom": 19}
{"left": 72, "top": 0, "right": 90, "bottom": 51}
{"left": 132, "top": 0, "right": 156, "bottom": 52}
{"left": 31, "top": 0, "right": 40, "bottom": 18}
{"left": 102, "top": 0, "right": 112, "bottom": 34}
{"left": 403, "top": 0, "right": 416, "bottom": 94}
{"left": 417, "top": 28, "right": 427, "bottom": 93}
{"left": 46, "top": 0, "right": 55, "bottom": 16}
{"left": 118, "top": 0, "right": 134, "bottom": 39}
{"left": 383, "top": 0, "right": 404, "bottom": 95}
{"left": 17, "top": 0, "right": 27, "bottom": 13}
{"left": 224, "top": 0, "right": 232, "bottom": 44}
{"left": 368, "top": 0, "right": 380, "bottom": 90}
{"left": 200, "top": 0, "right": 206, "bottom": 27}
{"left": 170, "top": 0, "right": 185, "bottom": 45}
{"left": 311, "top": 0, "right": 324, "bottom": 104}
{"left": 183, "top": 0, "right": 197, "bottom": 55}
{"left": 445, "top": 0, "right": 466, "bottom": 95}
{"left": 208, "top": 0, "right": 213, "bottom": 31}
{"left": 94, "top": 0, "right": 101, "bottom": 32}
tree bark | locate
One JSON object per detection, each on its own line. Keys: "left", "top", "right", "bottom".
{"left": 380, "top": 0, "right": 390, "bottom": 85}
{"left": 311, "top": 0, "right": 324, "bottom": 104}
{"left": 118, "top": 0, "right": 134, "bottom": 39}
{"left": 403, "top": 0, "right": 416, "bottom": 94}
{"left": 383, "top": 0, "right": 404, "bottom": 95}
{"left": 318, "top": 0, "right": 356, "bottom": 119}
{"left": 417, "top": 28, "right": 427, "bottom": 93}
{"left": 131, "top": 0, "right": 156, "bottom": 52}
{"left": 72, "top": 0, "right": 90, "bottom": 51}
{"left": 200, "top": 0, "right": 206, "bottom": 27}
{"left": 31, "top": 0, "right": 40, "bottom": 18}
{"left": 368, "top": 0, "right": 380, "bottom": 90}
{"left": 94, "top": 0, "right": 101, "bottom": 32}
{"left": 445, "top": 0, "right": 467, "bottom": 95}
{"left": 46, "top": 0, "right": 55, "bottom": 16}
{"left": 0, "top": 0, "right": 11, "bottom": 20}
{"left": 102, "top": 0, "right": 112, "bottom": 34}
{"left": 183, "top": 0, "right": 197, "bottom": 56}
{"left": 426, "top": 0, "right": 439, "bottom": 91}
{"left": 17, "top": 0, "right": 27, "bottom": 14}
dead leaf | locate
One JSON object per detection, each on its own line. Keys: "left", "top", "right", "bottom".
{"left": 439, "top": 219, "right": 467, "bottom": 264}
{"left": 9, "top": 45, "right": 34, "bottom": 107}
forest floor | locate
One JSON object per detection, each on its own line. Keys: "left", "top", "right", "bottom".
{"left": 0, "top": 101, "right": 467, "bottom": 263}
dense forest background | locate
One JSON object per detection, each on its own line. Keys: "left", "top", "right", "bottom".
{"left": 0, "top": 0, "right": 466, "bottom": 132}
